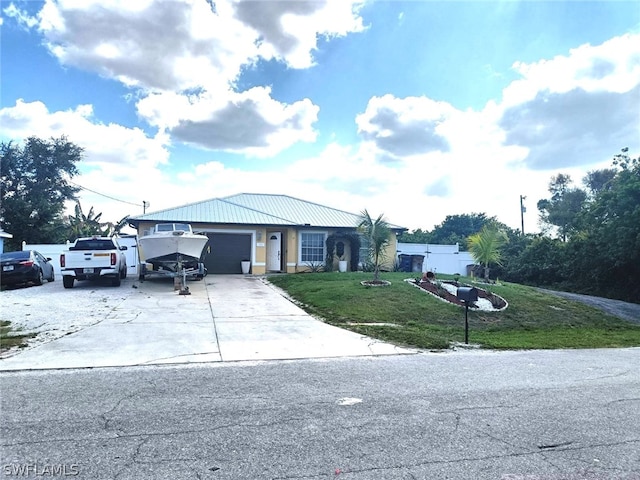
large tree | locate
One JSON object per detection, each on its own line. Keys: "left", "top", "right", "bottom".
{"left": 397, "top": 228, "right": 431, "bottom": 244}
{"left": 583, "top": 168, "right": 617, "bottom": 197}
{"left": 537, "top": 174, "right": 587, "bottom": 242}
{"left": 429, "top": 213, "right": 493, "bottom": 247}
{"left": 1, "top": 136, "right": 82, "bottom": 250}
{"left": 567, "top": 148, "right": 640, "bottom": 301}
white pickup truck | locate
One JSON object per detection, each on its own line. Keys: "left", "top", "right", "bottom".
{"left": 60, "top": 237, "right": 128, "bottom": 288}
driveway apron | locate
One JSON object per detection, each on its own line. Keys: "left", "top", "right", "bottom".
{"left": 0, "top": 275, "right": 413, "bottom": 371}
{"left": 207, "top": 275, "right": 412, "bottom": 361}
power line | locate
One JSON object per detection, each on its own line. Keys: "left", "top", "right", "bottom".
{"left": 69, "top": 181, "right": 142, "bottom": 207}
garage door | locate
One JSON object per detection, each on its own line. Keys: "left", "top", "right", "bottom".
{"left": 203, "top": 233, "right": 252, "bottom": 274}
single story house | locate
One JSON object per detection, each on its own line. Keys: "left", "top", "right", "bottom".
{"left": 128, "top": 193, "right": 406, "bottom": 275}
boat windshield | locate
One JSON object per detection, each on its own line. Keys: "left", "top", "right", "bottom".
{"left": 154, "top": 223, "right": 192, "bottom": 233}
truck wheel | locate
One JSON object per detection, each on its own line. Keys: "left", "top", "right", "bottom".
{"left": 111, "top": 275, "right": 121, "bottom": 287}
{"left": 63, "top": 276, "right": 74, "bottom": 289}
{"left": 120, "top": 268, "right": 127, "bottom": 279}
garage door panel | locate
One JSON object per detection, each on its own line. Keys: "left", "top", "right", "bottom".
{"left": 204, "top": 233, "right": 252, "bottom": 274}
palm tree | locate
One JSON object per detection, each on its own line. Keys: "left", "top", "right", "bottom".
{"left": 102, "top": 215, "right": 130, "bottom": 237}
{"left": 358, "top": 209, "right": 391, "bottom": 282}
{"left": 66, "top": 201, "right": 106, "bottom": 239}
{"left": 467, "top": 224, "right": 508, "bottom": 281}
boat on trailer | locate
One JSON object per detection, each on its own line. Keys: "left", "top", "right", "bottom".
{"left": 138, "top": 223, "right": 208, "bottom": 281}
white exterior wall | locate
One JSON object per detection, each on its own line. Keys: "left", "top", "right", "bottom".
{"left": 397, "top": 243, "right": 476, "bottom": 275}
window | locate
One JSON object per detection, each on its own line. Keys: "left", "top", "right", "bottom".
{"left": 300, "top": 232, "right": 325, "bottom": 263}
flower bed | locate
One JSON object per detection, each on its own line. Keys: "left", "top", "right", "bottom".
{"left": 406, "top": 279, "right": 508, "bottom": 312}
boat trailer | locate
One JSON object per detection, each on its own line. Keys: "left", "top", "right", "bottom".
{"left": 138, "top": 257, "right": 206, "bottom": 295}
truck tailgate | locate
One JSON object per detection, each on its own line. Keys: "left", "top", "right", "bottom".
{"left": 63, "top": 251, "right": 115, "bottom": 269}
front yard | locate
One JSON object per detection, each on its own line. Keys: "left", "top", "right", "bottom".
{"left": 267, "top": 272, "right": 640, "bottom": 350}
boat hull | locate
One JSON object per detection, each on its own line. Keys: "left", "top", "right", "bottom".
{"left": 138, "top": 233, "right": 208, "bottom": 265}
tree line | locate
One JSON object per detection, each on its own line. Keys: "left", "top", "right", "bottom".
{"left": 399, "top": 148, "right": 639, "bottom": 303}
{"left": 0, "top": 136, "right": 129, "bottom": 252}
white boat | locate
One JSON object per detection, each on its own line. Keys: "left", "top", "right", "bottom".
{"left": 138, "top": 223, "right": 208, "bottom": 266}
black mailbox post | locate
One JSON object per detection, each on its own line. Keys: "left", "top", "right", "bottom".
{"left": 457, "top": 287, "right": 478, "bottom": 344}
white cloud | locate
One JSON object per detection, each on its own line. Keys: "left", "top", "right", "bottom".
{"left": 0, "top": 99, "right": 169, "bottom": 171}
{"left": 137, "top": 86, "right": 319, "bottom": 157}
{"left": 20, "top": 0, "right": 365, "bottom": 92}
{"left": 34, "top": 0, "right": 255, "bottom": 92}
{"left": 232, "top": 0, "right": 365, "bottom": 69}
{"left": 9, "top": 0, "right": 364, "bottom": 157}
{"left": 504, "top": 33, "right": 640, "bottom": 106}
{"left": 498, "top": 33, "right": 640, "bottom": 169}
{"left": 356, "top": 95, "right": 456, "bottom": 160}
{"left": 353, "top": 33, "right": 640, "bottom": 176}
{"left": 3, "top": 2, "right": 39, "bottom": 29}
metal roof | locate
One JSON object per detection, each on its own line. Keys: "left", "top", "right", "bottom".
{"left": 129, "top": 193, "right": 406, "bottom": 230}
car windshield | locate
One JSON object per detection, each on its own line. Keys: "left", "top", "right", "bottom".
{"left": 1, "top": 251, "right": 30, "bottom": 261}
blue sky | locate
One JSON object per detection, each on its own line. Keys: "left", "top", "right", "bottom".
{"left": 1, "top": 0, "right": 639, "bottom": 234}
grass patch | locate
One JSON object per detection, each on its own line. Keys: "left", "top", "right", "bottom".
{"left": 0, "top": 320, "right": 36, "bottom": 353}
{"left": 268, "top": 272, "right": 640, "bottom": 350}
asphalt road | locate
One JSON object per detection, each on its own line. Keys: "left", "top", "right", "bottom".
{"left": 536, "top": 289, "right": 640, "bottom": 325}
{"left": 1, "top": 349, "right": 639, "bottom": 480}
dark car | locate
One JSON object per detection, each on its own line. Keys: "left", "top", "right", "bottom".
{"left": 0, "top": 250, "right": 55, "bottom": 287}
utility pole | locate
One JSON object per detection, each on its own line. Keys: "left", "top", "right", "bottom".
{"left": 520, "top": 195, "right": 526, "bottom": 235}
{"left": 143, "top": 200, "right": 149, "bottom": 214}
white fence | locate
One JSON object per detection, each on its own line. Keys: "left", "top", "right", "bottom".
{"left": 396, "top": 242, "right": 476, "bottom": 275}
{"left": 22, "top": 236, "right": 140, "bottom": 277}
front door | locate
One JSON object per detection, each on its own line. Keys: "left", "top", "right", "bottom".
{"left": 267, "top": 232, "right": 281, "bottom": 271}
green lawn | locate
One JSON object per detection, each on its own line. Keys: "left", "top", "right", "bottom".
{"left": 267, "top": 272, "right": 640, "bottom": 350}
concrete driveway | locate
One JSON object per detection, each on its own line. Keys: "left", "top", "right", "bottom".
{"left": 0, "top": 275, "right": 414, "bottom": 371}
